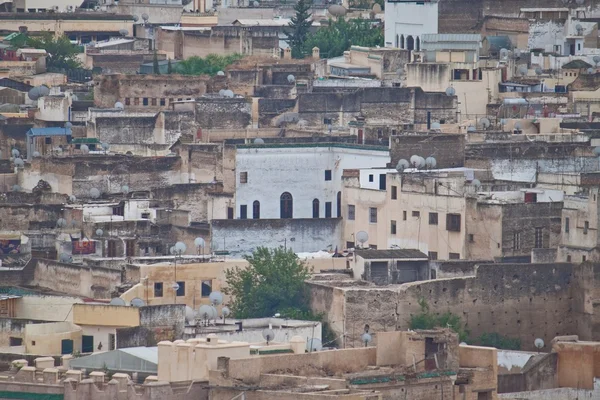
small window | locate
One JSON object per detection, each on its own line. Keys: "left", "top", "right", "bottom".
{"left": 45, "top": 137, "right": 52, "bottom": 144}
{"left": 348, "top": 205, "right": 355, "bottom": 220}
{"left": 141, "top": 212, "right": 150, "bottom": 219}
{"left": 9, "top": 337, "right": 22, "bottom": 346}
{"left": 176, "top": 281, "right": 185, "bottom": 296}
{"left": 227, "top": 207, "right": 234, "bottom": 219}
{"left": 412, "top": 211, "right": 420, "bottom": 218}
{"left": 240, "top": 172, "right": 248, "bottom": 183}
{"left": 584, "top": 221, "right": 589, "bottom": 234}
{"left": 201, "top": 280, "right": 212, "bottom": 297}
{"left": 446, "top": 214, "right": 461, "bottom": 232}
{"left": 449, "top": 253, "right": 460, "bottom": 260}
{"left": 429, "top": 212, "right": 438, "bottom": 225}
{"left": 143, "top": 98, "right": 149, "bottom": 106}
{"left": 313, "top": 199, "right": 320, "bottom": 218}
{"left": 391, "top": 220, "right": 397, "bottom": 235}
{"left": 391, "top": 185, "right": 397, "bottom": 200}
{"left": 583, "top": 255, "right": 587, "bottom": 262}
{"left": 134, "top": 98, "right": 140, "bottom": 106}
{"left": 513, "top": 232, "right": 521, "bottom": 250}
{"left": 253, "top": 201, "right": 260, "bottom": 219}
{"left": 169, "top": 98, "right": 174, "bottom": 104}
{"left": 368, "top": 174, "right": 374, "bottom": 182}
{"left": 403, "top": 211, "right": 407, "bottom": 221}
{"left": 125, "top": 98, "right": 131, "bottom": 106}
{"left": 369, "top": 207, "right": 377, "bottom": 223}
{"left": 535, "top": 227, "right": 543, "bottom": 248}
{"left": 240, "top": 205, "right": 247, "bottom": 219}
{"left": 31, "top": 341, "right": 36, "bottom": 346}
{"left": 160, "top": 98, "right": 166, "bottom": 106}
{"left": 565, "top": 217, "right": 570, "bottom": 233}
{"left": 567, "top": 255, "right": 572, "bottom": 262}
{"left": 151, "top": 98, "right": 157, "bottom": 106}
{"left": 428, "top": 251, "right": 438, "bottom": 260}
{"left": 154, "top": 282, "right": 163, "bottom": 297}
{"left": 325, "top": 202, "right": 332, "bottom": 218}
{"left": 468, "top": 234, "right": 474, "bottom": 242}
{"left": 325, "top": 170, "right": 332, "bottom": 181}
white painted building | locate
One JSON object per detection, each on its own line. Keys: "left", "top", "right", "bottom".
{"left": 384, "top": 0, "right": 438, "bottom": 50}
{"left": 235, "top": 143, "right": 390, "bottom": 220}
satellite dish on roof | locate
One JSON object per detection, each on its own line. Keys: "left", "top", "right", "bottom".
{"left": 287, "top": 74, "right": 295, "bottom": 83}
{"left": 472, "top": 179, "right": 481, "bottom": 188}
{"left": 90, "top": 187, "right": 101, "bottom": 199}
{"left": 101, "top": 143, "right": 110, "bottom": 151}
{"left": 122, "top": 185, "right": 129, "bottom": 193}
{"left": 445, "top": 86, "right": 455, "bottom": 96}
{"left": 262, "top": 328, "right": 275, "bottom": 344}
{"left": 254, "top": 138, "right": 265, "bottom": 144}
{"left": 372, "top": 2, "right": 382, "bottom": 12}
{"left": 518, "top": 65, "right": 528, "bottom": 76}
{"left": 142, "top": 13, "right": 149, "bottom": 21}
{"left": 209, "top": 291, "right": 224, "bottom": 306}
{"left": 59, "top": 253, "right": 72, "bottom": 263}
{"left": 588, "top": 68, "right": 595, "bottom": 74}
{"left": 356, "top": 230, "right": 369, "bottom": 245}
{"left": 514, "top": 121, "right": 522, "bottom": 130}
{"left": 328, "top": 4, "right": 347, "bottom": 16}
{"left": 594, "top": 56, "right": 600, "bottom": 66}
{"left": 69, "top": 195, "right": 77, "bottom": 202}
{"left": 535, "top": 67, "right": 543, "bottom": 76}
{"left": 12, "top": 184, "right": 21, "bottom": 192}
{"left": 218, "top": 89, "right": 226, "bottom": 96}
{"left": 499, "top": 48, "right": 508, "bottom": 59}
{"left": 594, "top": 146, "right": 600, "bottom": 156}
{"left": 80, "top": 144, "right": 89, "bottom": 154}
{"left": 425, "top": 156, "right": 437, "bottom": 169}
{"left": 13, "top": 158, "right": 24, "bottom": 167}
{"left": 306, "top": 338, "right": 322, "bottom": 352}
{"left": 133, "top": 15, "right": 139, "bottom": 22}
{"left": 185, "top": 306, "right": 196, "bottom": 323}
{"left": 361, "top": 333, "right": 373, "bottom": 346}
{"left": 253, "top": 1, "right": 259, "bottom": 6}
{"left": 467, "top": 125, "right": 476, "bottom": 133}
{"left": 65, "top": 122, "right": 73, "bottom": 129}
{"left": 110, "top": 298, "right": 126, "bottom": 306}
{"left": 96, "top": 228, "right": 104, "bottom": 236}
{"left": 223, "top": 90, "right": 234, "bottom": 98}
{"left": 114, "top": 102, "right": 124, "bottom": 110}
{"left": 217, "top": 71, "right": 225, "bottom": 76}
{"left": 410, "top": 155, "right": 425, "bottom": 168}
{"left": 534, "top": 338, "right": 544, "bottom": 350}
{"left": 198, "top": 304, "right": 216, "bottom": 320}
{"left": 32, "top": 151, "right": 40, "bottom": 158}
{"left": 11, "top": 149, "right": 20, "bottom": 158}
{"left": 56, "top": 218, "right": 67, "bottom": 228}
{"left": 396, "top": 159, "right": 410, "bottom": 172}
{"left": 194, "top": 237, "right": 205, "bottom": 247}
{"left": 119, "top": 29, "right": 129, "bottom": 36}
{"left": 131, "top": 297, "right": 146, "bottom": 307}
{"left": 175, "top": 241, "right": 187, "bottom": 254}
{"left": 479, "top": 117, "right": 491, "bottom": 129}
{"left": 221, "top": 306, "right": 231, "bottom": 317}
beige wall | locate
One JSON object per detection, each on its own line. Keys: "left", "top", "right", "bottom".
{"left": 15, "top": 296, "right": 84, "bottom": 322}
{"left": 73, "top": 304, "right": 140, "bottom": 327}
{"left": 0, "top": 19, "right": 133, "bottom": 36}
{"left": 24, "top": 322, "right": 82, "bottom": 355}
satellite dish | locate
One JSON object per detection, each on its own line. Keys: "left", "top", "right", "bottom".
{"left": 262, "top": 328, "right": 275, "bottom": 344}
{"left": 534, "top": 338, "right": 544, "bottom": 350}
{"left": 223, "top": 90, "right": 234, "bottom": 98}
{"left": 594, "top": 146, "right": 600, "bottom": 156}
{"left": 32, "top": 151, "right": 40, "bottom": 158}
{"left": 95, "top": 228, "right": 104, "bottom": 236}
{"left": 185, "top": 306, "right": 196, "bottom": 323}
{"left": 253, "top": 0, "right": 259, "bottom": 6}
{"left": 28, "top": 87, "right": 40, "bottom": 100}
{"left": 287, "top": 74, "right": 295, "bottom": 83}
{"left": 68, "top": 195, "right": 77, "bottom": 202}
{"left": 114, "top": 102, "right": 124, "bottom": 110}
{"left": 576, "top": 23, "right": 583, "bottom": 32}
{"left": 90, "top": 188, "right": 101, "bottom": 199}
{"left": 198, "top": 304, "right": 216, "bottom": 320}
{"left": 254, "top": 138, "right": 265, "bottom": 144}
{"left": 131, "top": 298, "right": 146, "bottom": 307}
{"left": 11, "top": 149, "right": 20, "bottom": 158}
{"left": 171, "top": 282, "right": 180, "bottom": 291}
{"left": 217, "top": 71, "right": 225, "bottom": 76}
{"left": 479, "top": 117, "right": 491, "bottom": 129}
{"left": 142, "top": 13, "right": 149, "bottom": 21}
{"left": 80, "top": 144, "right": 90, "bottom": 154}
{"left": 56, "top": 218, "right": 67, "bottom": 228}
{"left": 356, "top": 230, "right": 369, "bottom": 245}
{"left": 101, "top": 143, "right": 110, "bottom": 151}
{"left": 588, "top": 68, "right": 595, "bottom": 74}
{"left": 431, "top": 122, "right": 441, "bottom": 130}
{"left": 169, "top": 246, "right": 175, "bottom": 255}
{"left": 109, "top": 298, "right": 126, "bottom": 306}
{"left": 472, "top": 179, "right": 481, "bottom": 188}
{"left": 71, "top": 94, "right": 79, "bottom": 102}
{"left": 518, "top": 65, "right": 528, "bottom": 76}
{"left": 306, "top": 338, "right": 322, "bottom": 352}
{"left": 12, "top": 185, "right": 20, "bottom": 192}
{"left": 467, "top": 125, "right": 476, "bottom": 133}
{"left": 396, "top": 159, "right": 410, "bottom": 172}
{"left": 219, "top": 89, "right": 226, "bottom": 96}
{"left": 121, "top": 185, "right": 129, "bottom": 193}
{"left": 535, "top": 67, "right": 543, "bottom": 76}
{"left": 328, "top": 4, "right": 347, "bottom": 16}
{"left": 410, "top": 155, "right": 425, "bottom": 168}
{"left": 514, "top": 121, "right": 522, "bottom": 130}
{"left": 119, "top": 29, "right": 128, "bottom": 36}
{"left": 594, "top": 56, "right": 600, "bottom": 65}
{"left": 361, "top": 333, "right": 373, "bottom": 345}
{"left": 65, "top": 122, "right": 73, "bottom": 129}
{"left": 133, "top": 15, "right": 139, "bottom": 22}
{"left": 175, "top": 241, "right": 187, "bottom": 253}
{"left": 445, "top": 86, "right": 455, "bottom": 96}
{"left": 209, "top": 291, "right": 224, "bottom": 306}
{"left": 13, "top": 158, "right": 24, "bottom": 167}
{"left": 425, "top": 156, "right": 437, "bottom": 169}
{"left": 59, "top": 253, "right": 72, "bottom": 263}
{"left": 222, "top": 306, "right": 231, "bottom": 317}
{"left": 194, "top": 237, "right": 205, "bottom": 247}
{"left": 499, "top": 48, "right": 508, "bottom": 59}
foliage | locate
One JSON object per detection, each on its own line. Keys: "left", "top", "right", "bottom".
{"left": 223, "top": 247, "right": 313, "bottom": 319}
{"left": 153, "top": 50, "right": 160, "bottom": 75}
{"left": 478, "top": 332, "right": 521, "bottom": 350}
{"left": 175, "top": 53, "right": 242, "bottom": 76}
{"left": 286, "top": 0, "right": 313, "bottom": 58}
{"left": 348, "top": 0, "right": 384, "bottom": 9}
{"left": 409, "top": 298, "right": 470, "bottom": 342}
{"left": 303, "top": 18, "right": 384, "bottom": 59}
{"left": 10, "top": 32, "right": 82, "bottom": 70}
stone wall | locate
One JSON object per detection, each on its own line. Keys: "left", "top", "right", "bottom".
{"left": 117, "top": 304, "right": 185, "bottom": 348}
{"left": 0, "top": 318, "right": 43, "bottom": 347}
{"left": 0, "top": 204, "right": 64, "bottom": 231}
{"left": 152, "top": 183, "right": 231, "bottom": 222}
{"left": 195, "top": 97, "right": 252, "bottom": 129}
{"left": 390, "top": 133, "right": 465, "bottom": 168}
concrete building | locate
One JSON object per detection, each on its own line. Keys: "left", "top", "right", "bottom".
{"left": 384, "top": 0, "right": 438, "bottom": 50}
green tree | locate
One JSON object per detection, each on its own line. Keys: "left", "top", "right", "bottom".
{"left": 153, "top": 50, "right": 160, "bottom": 74}
{"left": 303, "top": 18, "right": 384, "bottom": 59}
{"left": 223, "top": 247, "right": 313, "bottom": 319}
{"left": 167, "top": 58, "right": 173, "bottom": 74}
{"left": 286, "top": 0, "right": 313, "bottom": 58}
{"left": 11, "top": 32, "right": 81, "bottom": 70}
{"left": 176, "top": 53, "right": 242, "bottom": 76}
{"left": 478, "top": 333, "right": 521, "bottom": 350}
{"left": 409, "top": 298, "right": 470, "bottom": 342}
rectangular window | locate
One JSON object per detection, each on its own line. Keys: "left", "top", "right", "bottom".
{"left": 391, "top": 185, "right": 397, "bottom": 200}
{"left": 9, "top": 337, "right": 22, "bottom": 346}
{"left": 109, "top": 334, "right": 116, "bottom": 351}
{"left": 513, "top": 232, "right": 521, "bottom": 250}
{"left": 584, "top": 221, "right": 589, "bottom": 234}
{"left": 201, "top": 280, "right": 212, "bottom": 297}
{"left": 126, "top": 240, "right": 136, "bottom": 257}
{"left": 151, "top": 98, "right": 157, "bottom": 106}
{"left": 428, "top": 251, "right": 438, "bottom": 260}
{"left": 369, "top": 207, "right": 377, "bottom": 223}
{"left": 391, "top": 220, "right": 397, "bottom": 235}
{"left": 45, "top": 137, "right": 52, "bottom": 144}
{"left": 567, "top": 255, "right": 572, "bottom": 262}
{"left": 449, "top": 253, "right": 460, "bottom": 260}
{"left": 253, "top": 202, "right": 260, "bottom": 219}
{"left": 535, "top": 227, "right": 543, "bottom": 248}
{"left": 143, "top": 98, "right": 149, "bottom": 106}
{"left": 125, "top": 98, "right": 131, "bottom": 106}
{"left": 160, "top": 98, "right": 166, "bottom": 106}
{"left": 583, "top": 255, "right": 587, "bottom": 262}
{"left": 469, "top": 234, "right": 474, "bottom": 243}
{"left": 154, "top": 282, "right": 163, "bottom": 297}
{"left": 240, "top": 172, "right": 248, "bottom": 183}
{"left": 368, "top": 174, "right": 374, "bottom": 182}
{"left": 348, "top": 205, "right": 355, "bottom": 220}
{"left": 446, "top": 214, "right": 461, "bottom": 232}
{"left": 325, "top": 170, "right": 332, "bottom": 181}
{"left": 240, "top": 205, "right": 247, "bottom": 219}
{"left": 227, "top": 207, "right": 234, "bottom": 219}
{"left": 134, "top": 98, "right": 139, "bottom": 106}
{"left": 325, "top": 202, "right": 332, "bottom": 218}
{"left": 565, "top": 217, "right": 570, "bottom": 233}
{"left": 141, "top": 212, "right": 150, "bottom": 219}
{"left": 176, "top": 281, "right": 185, "bottom": 296}
{"left": 429, "top": 212, "right": 438, "bottom": 225}
{"left": 412, "top": 211, "right": 420, "bottom": 218}
{"left": 403, "top": 211, "right": 407, "bottom": 221}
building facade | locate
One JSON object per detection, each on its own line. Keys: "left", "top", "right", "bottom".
{"left": 384, "top": 0, "right": 438, "bottom": 50}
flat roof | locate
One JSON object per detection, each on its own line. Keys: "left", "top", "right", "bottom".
{"left": 355, "top": 249, "right": 428, "bottom": 260}
{"left": 237, "top": 142, "right": 389, "bottom": 151}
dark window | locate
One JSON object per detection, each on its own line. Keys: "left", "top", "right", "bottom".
{"left": 45, "top": 137, "right": 52, "bottom": 144}
{"left": 391, "top": 220, "right": 397, "bottom": 235}
{"left": 584, "top": 221, "right": 589, "bottom": 234}
{"left": 134, "top": 98, "right": 139, "bottom": 106}
{"left": 403, "top": 211, "right": 407, "bottom": 221}
{"left": 449, "top": 253, "right": 460, "bottom": 260}
{"left": 240, "top": 172, "right": 248, "bottom": 183}
{"left": 583, "top": 255, "right": 587, "bottom": 262}
{"left": 141, "top": 212, "right": 150, "bottom": 219}
{"left": 325, "top": 202, "right": 332, "bottom": 218}
{"left": 348, "top": 205, "right": 355, "bottom": 220}
{"left": 113, "top": 204, "right": 124, "bottom": 216}
{"left": 125, "top": 98, "right": 131, "bottom": 106}
{"left": 469, "top": 234, "right": 474, "bottom": 243}
{"left": 227, "top": 207, "right": 234, "bottom": 219}
{"left": 391, "top": 185, "right": 397, "bottom": 200}
{"left": 325, "top": 170, "right": 332, "bottom": 181}
{"left": 9, "top": 337, "right": 22, "bottom": 346}
{"left": 369, "top": 207, "right": 377, "bottom": 223}
{"left": 428, "top": 251, "right": 438, "bottom": 260}
{"left": 240, "top": 205, "right": 247, "bottom": 219}
{"left": 446, "top": 214, "right": 461, "bottom": 232}
{"left": 313, "top": 199, "right": 320, "bottom": 218}
{"left": 126, "top": 240, "right": 135, "bottom": 257}
{"left": 201, "top": 280, "right": 212, "bottom": 297}
{"left": 253, "top": 201, "right": 260, "bottom": 219}
{"left": 524, "top": 192, "right": 537, "bottom": 203}
{"left": 337, "top": 191, "right": 341, "bottom": 218}
{"left": 368, "top": 174, "right": 374, "bottom": 182}
{"left": 160, "top": 98, "right": 166, "bottom": 106}
{"left": 513, "top": 232, "right": 521, "bottom": 250}
{"left": 143, "top": 98, "right": 148, "bottom": 106}
{"left": 429, "top": 212, "right": 438, "bottom": 225}
{"left": 280, "top": 192, "right": 293, "bottom": 218}
{"left": 107, "top": 241, "right": 117, "bottom": 257}
{"left": 176, "top": 281, "right": 185, "bottom": 296}
{"left": 379, "top": 174, "right": 386, "bottom": 190}
{"left": 109, "top": 334, "right": 116, "bottom": 351}
{"left": 154, "top": 282, "right": 163, "bottom": 297}
{"left": 567, "top": 255, "right": 572, "bottom": 262}
{"left": 535, "top": 227, "right": 543, "bottom": 248}
{"left": 565, "top": 217, "right": 570, "bottom": 233}
{"left": 412, "top": 211, "right": 420, "bottom": 218}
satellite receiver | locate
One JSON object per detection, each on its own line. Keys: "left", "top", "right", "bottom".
{"left": 194, "top": 237, "right": 205, "bottom": 247}
{"left": 306, "top": 338, "right": 322, "bottom": 352}
{"left": 445, "top": 86, "right": 455, "bottom": 96}
{"left": 396, "top": 159, "right": 410, "bottom": 172}
{"left": 594, "top": 56, "right": 600, "bottom": 66}
{"left": 171, "top": 282, "right": 180, "bottom": 292}
{"left": 467, "top": 125, "right": 476, "bottom": 133}
{"left": 356, "top": 231, "right": 369, "bottom": 248}
{"left": 262, "top": 328, "right": 275, "bottom": 345}
{"left": 90, "top": 188, "right": 100, "bottom": 199}
{"left": 254, "top": 138, "right": 265, "bottom": 144}
{"left": 101, "top": 143, "right": 110, "bottom": 152}
{"left": 131, "top": 298, "right": 146, "bottom": 307}
{"left": 361, "top": 333, "right": 373, "bottom": 347}
{"left": 518, "top": 65, "right": 528, "bottom": 76}
{"left": 122, "top": 185, "right": 129, "bottom": 194}
{"left": 287, "top": 74, "right": 295, "bottom": 83}
{"left": 69, "top": 195, "right": 77, "bottom": 202}
{"left": 59, "top": 253, "right": 72, "bottom": 263}
{"left": 535, "top": 67, "right": 543, "bottom": 76}
{"left": 479, "top": 117, "right": 491, "bottom": 129}
{"left": 110, "top": 298, "right": 126, "bottom": 306}
{"left": 217, "top": 71, "right": 225, "bottom": 76}
{"left": 328, "top": 4, "right": 347, "bottom": 17}
{"left": 209, "top": 291, "right": 224, "bottom": 306}
{"left": 11, "top": 149, "right": 20, "bottom": 158}
{"left": 174, "top": 241, "right": 187, "bottom": 254}
{"left": 56, "top": 218, "right": 67, "bottom": 228}
{"left": 96, "top": 228, "right": 104, "bottom": 236}
{"left": 80, "top": 144, "right": 90, "bottom": 154}
{"left": 198, "top": 304, "right": 216, "bottom": 325}
{"left": 33, "top": 151, "right": 41, "bottom": 158}
{"left": 13, "top": 158, "right": 24, "bottom": 167}
{"left": 425, "top": 156, "right": 437, "bottom": 169}
{"left": 534, "top": 338, "right": 544, "bottom": 350}
{"left": 594, "top": 146, "right": 600, "bottom": 156}
{"left": 185, "top": 306, "right": 196, "bottom": 323}
{"left": 472, "top": 179, "right": 481, "bottom": 188}
{"left": 222, "top": 306, "right": 230, "bottom": 320}
{"left": 12, "top": 184, "right": 20, "bottom": 192}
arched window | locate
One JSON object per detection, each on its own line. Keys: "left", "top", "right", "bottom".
{"left": 336, "top": 191, "right": 341, "bottom": 218}
{"left": 280, "top": 192, "right": 293, "bottom": 219}
{"left": 416, "top": 36, "right": 421, "bottom": 51}
{"left": 253, "top": 200, "right": 260, "bottom": 219}
{"left": 407, "top": 36, "right": 415, "bottom": 51}
{"left": 312, "top": 199, "right": 320, "bottom": 218}
{"left": 400, "top": 34, "right": 405, "bottom": 49}
{"left": 395, "top": 34, "right": 399, "bottom": 48}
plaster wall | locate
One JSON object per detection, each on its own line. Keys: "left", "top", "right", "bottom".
{"left": 14, "top": 296, "right": 84, "bottom": 322}
{"left": 384, "top": 1, "right": 438, "bottom": 48}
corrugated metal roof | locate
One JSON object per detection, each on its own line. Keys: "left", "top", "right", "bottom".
{"left": 355, "top": 249, "right": 428, "bottom": 260}
{"left": 27, "top": 127, "right": 72, "bottom": 136}
{"left": 421, "top": 34, "right": 481, "bottom": 52}
{"left": 120, "top": 347, "right": 158, "bottom": 364}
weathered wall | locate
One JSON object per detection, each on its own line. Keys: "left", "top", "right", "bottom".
{"left": 389, "top": 133, "right": 465, "bottom": 168}
{"left": 14, "top": 295, "right": 84, "bottom": 322}
{"left": 195, "top": 97, "right": 252, "bottom": 129}
{"left": 117, "top": 305, "right": 185, "bottom": 348}
{"left": 0, "top": 318, "right": 43, "bottom": 348}
{"left": 152, "top": 183, "right": 231, "bottom": 222}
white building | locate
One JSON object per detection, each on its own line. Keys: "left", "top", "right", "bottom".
{"left": 234, "top": 143, "right": 390, "bottom": 220}
{"left": 384, "top": 0, "right": 438, "bottom": 50}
